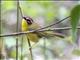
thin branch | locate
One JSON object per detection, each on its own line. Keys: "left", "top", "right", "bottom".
{"left": 0, "top": 27, "right": 80, "bottom": 37}
{"left": 18, "top": 2, "right": 24, "bottom": 18}
{"left": 27, "top": 35, "right": 33, "bottom": 60}
{"left": 43, "top": 38, "right": 47, "bottom": 60}
{"left": 0, "top": 31, "right": 33, "bottom": 37}
{"left": 20, "top": 36, "right": 24, "bottom": 60}
{"left": 16, "top": 0, "right": 19, "bottom": 60}
{"left": 45, "top": 27, "right": 80, "bottom": 31}
{"left": 18, "top": 2, "right": 24, "bottom": 60}
{"left": 36, "top": 16, "right": 70, "bottom": 31}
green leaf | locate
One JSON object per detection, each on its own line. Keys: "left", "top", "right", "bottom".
{"left": 70, "top": 5, "right": 80, "bottom": 43}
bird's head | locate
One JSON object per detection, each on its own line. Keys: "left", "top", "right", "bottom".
{"left": 21, "top": 16, "right": 33, "bottom": 31}
{"left": 23, "top": 16, "right": 33, "bottom": 25}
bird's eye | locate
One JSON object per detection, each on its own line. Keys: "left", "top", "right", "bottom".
{"left": 23, "top": 17, "right": 33, "bottom": 25}
{"left": 27, "top": 19, "right": 32, "bottom": 24}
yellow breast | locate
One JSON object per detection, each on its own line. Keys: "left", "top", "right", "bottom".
{"left": 21, "top": 19, "right": 39, "bottom": 42}
{"left": 21, "top": 19, "right": 28, "bottom": 31}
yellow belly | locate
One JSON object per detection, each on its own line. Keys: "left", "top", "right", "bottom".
{"left": 27, "top": 33, "right": 39, "bottom": 42}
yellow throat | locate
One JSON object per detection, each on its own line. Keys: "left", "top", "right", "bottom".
{"left": 22, "top": 19, "right": 29, "bottom": 31}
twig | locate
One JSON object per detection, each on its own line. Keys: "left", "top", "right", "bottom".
{"left": 20, "top": 36, "right": 24, "bottom": 60}
{"left": 18, "top": 2, "right": 24, "bottom": 60}
{"left": 44, "top": 27, "right": 80, "bottom": 31}
{"left": 0, "top": 27, "right": 80, "bottom": 37}
{"left": 36, "top": 16, "right": 70, "bottom": 31}
{"left": 16, "top": 0, "right": 19, "bottom": 60}
{"left": 27, "top": 35, "right": 33, "bottom": 60}
{"left": 0, "top": 31, "right": 33, "bottom": 37}
{"left": 43, "top": 38, "right": 47, "bottom": 60}
{"left": 18, "top": 2, "right": 24, "bottom": 18}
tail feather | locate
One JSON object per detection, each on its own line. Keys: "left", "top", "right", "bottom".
{"left": 36, "top": 31, "right": 65, "bottom": 38}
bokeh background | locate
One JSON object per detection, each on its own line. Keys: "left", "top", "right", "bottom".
{"left": 0, "top": 1, "right": 80, "bottom": 60}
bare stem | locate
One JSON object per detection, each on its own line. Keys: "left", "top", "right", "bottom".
{"left": 27, "top": 35, "right": 33, "bottom": 60}
{"left": 18, "top": 1, "right": 24, "bottom": 18}
{"left": 36, "top": 16, "right": 70, "bottom": 31}
{"left": 0, "top": 27, "right": 80, "bottom": 37}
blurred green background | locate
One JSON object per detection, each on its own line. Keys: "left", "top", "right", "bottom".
{"left": 0, "top": 1, "right": 80, "bottom": 60}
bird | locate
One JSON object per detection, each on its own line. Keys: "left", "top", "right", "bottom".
{"left": 21, "top": 16, "right": 65, "bottom": 42}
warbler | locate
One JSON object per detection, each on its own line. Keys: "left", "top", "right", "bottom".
{"left": 21, "top": 16, "right": 65, "bottom": 42}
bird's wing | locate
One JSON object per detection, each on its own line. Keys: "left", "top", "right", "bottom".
{"left": 28, "top": 22, "right": 41, "bottom": 31}
{"left": 35, "top": 31, "right": 65, "bottom": 38}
